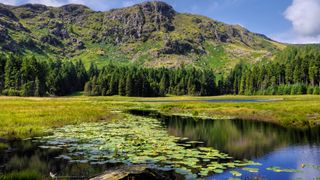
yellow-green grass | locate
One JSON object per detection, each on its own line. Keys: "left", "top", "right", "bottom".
{"left": 143, "top": 95, "right": 320, "bottom": 129}
{"left": 0, "top": 142, "right": 8, "bottom": 150}
{"left": 0, "top": 96, "right": 138, "bottom": 139}
{"left": 0, "top": 95, "right": 319, "bottom": 140}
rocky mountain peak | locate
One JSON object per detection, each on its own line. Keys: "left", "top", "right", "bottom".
{"left": 60, "top": 4, "right": 90, "bottom": 12}
{"left": 59, "top": 4, "right": 91, "bottom": 17}
{"left": 136, "top": 1, "right": 176, "bottom": 18}
{"left": 0, "top": 5, "right": 18, "bottom": 21}
{"left": 0, "top": 1, "right": 283, "bottom": 69}
{"left": 103, "top": 1, "right": 176, "bottom": 43}
{"left": 18, "top": 4, "right": 48, "bottom": 13}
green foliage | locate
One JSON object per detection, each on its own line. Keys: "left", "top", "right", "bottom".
{"left": 1, "top": 2, "right": 286, "bottom": 71}
{"left": 224, "top": 45, "right": 320, "bottom": 95}
{"left": 0, "top": 143, "right": 8, "bottom": 150}
{"left": 0, "top": 54, "right": 6, "bottom": 94}
{"left": 0, "top": 170, "right": 42, "bottom": 180}
{"left": 38, "top": 114, "right": 260, "bottom": 178}
{"left": 1, "top": 44, "right": 320, "bottom": 97}
{"left": 266, "top": 166, "right": 303, "bottom": 173}
{"left": 84, "top": 65, "right": 217, "bottom": 97}
{"left": 0, "top": 55, "right": 88, "bottom": 96}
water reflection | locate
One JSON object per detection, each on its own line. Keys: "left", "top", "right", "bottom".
{"left": 129, "top": 109, "right": 320, "bottom": 179}
{"left": 0, "top": 138, "right": 182, "bottom": 179}
{"left": 0, "top": 140, "right": 119, "bottom": 179}
{"left": 1, "top": 110, "right": 320, "bottom": 179}
{"left": 128, "top": 109, "right": 320, "bottom": 159}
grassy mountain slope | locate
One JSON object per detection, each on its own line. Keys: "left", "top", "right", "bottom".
{"left": 0, "top": 1, "right": 285, "bottom": 71}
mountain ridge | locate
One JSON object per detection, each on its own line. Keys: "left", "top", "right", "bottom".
{"left": 0, "top": 1, "right": 285, "bottom": 71}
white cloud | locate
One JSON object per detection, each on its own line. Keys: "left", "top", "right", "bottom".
{"left": 68, "top": 0, "right": 86, "bottom": 5}
{"left": 272, "top": 29, "right": 320, "bottom": 44}
{"left": 0, "top": 0, "right": 91, "bottom": 7}
{"left": 0, "top": 0, "right": 144, "bottom": 10}
{"left": 0, "top": 0, "right": 17, "bottom": 5}
{"left": 284, "top": 0, "right": 320, "bottom": 37}
{"left": 122, "top": 1, "right": 136, "bottom": 7}
{"left": 26, "top": 0, "right": 65, "bottom": 7}
{"left": 276, "top": 0, "right": 320, "bottom": 43}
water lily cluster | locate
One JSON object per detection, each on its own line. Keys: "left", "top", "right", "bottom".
{"left": 37, "top": 114, "right": 260, "bottom": 178}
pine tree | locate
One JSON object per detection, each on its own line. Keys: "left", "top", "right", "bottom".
{"left": 159, "top": 74, "right": 168, "bottom": 96}
{"left": 84, "top": 81, "right": 93, "bottom": 96}
{"left": 108, "top": 74, "right": 118, "bottom": 95}
{"left": 88, "top": 62, "right": 98, "bottom": 78}
{"left": 75, "top": 60, "right": 88, "bottom": 91}
{"left": 4, "top": 55, "right": 21, "bottom": 94}
{"left": 187, "top": 76, "right": 195, "bottom": 95}
{"left": 125, "top": 74, "right": 133, "bottom": 96}
{"left": 0, "top": 55, "right": 6, "bottom": 93}
{"left": 118, "top": 76, "right": 126, "bottom": 96}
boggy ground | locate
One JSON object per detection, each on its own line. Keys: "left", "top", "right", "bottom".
{"left": 0, "top": 95, "right": 320, "bottom": 140}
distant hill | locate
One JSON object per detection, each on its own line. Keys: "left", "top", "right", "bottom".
{"left": 0, "top": 1, "right": 286, "bottom": 71}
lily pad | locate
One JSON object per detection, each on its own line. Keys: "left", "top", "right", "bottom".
{"left": 213, "top": 169, "right": 224, "bottom": 174}
{"left": 228, "top": 178, "right": 241, "bottom": 180}
{"left": 266, "top": 166, "right": 303, "bottom": 173}
{"left": 230, "top": 170, "right": 242, "bottom": 177}
{"left": 38, "top": 114, "right": 259, "bottom": 178}
{"left": 242, "top": 167, "right": 259, "bottom": 173}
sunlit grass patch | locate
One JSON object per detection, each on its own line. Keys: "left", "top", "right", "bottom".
{"left": 1, "top": 95, "right": 319, "bottom": 139}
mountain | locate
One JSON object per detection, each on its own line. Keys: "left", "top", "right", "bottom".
{"left": 0, "top": 1, "right": 286, "bottom": 71}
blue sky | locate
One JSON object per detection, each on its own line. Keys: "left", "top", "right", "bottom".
{"left": 2, "top": 0, "right": 320, "bottom": 44}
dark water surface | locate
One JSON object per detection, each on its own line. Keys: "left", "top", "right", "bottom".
{"left": 1, "top": 110, "right": 320, "bottom": 179}
{"left": 0, "top": 140, "right": 120, "bottom": 179}
{"left": 164, "top": 117, "right": 320, "bottom": 179}
{"left": 130, "top": 110, "right": 320, "bottom": 180}
{"left": 0, "top": 140, "right": 178, "bottom": 179}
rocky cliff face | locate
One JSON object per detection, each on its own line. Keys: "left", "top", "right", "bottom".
{"left": 103, "top": 1, "right": 175, "bottom": 43}
{"left": 0, "top": 1, "right": 283, "bottom": 70}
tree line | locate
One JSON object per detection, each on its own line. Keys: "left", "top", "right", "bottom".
{"left": 0, "top": 54, "right": 218, "bottom": 97}
{"left": 220, "top": 45, "right": 320, "bottom": 95}
{"left": 84, "top": 64, "right": 217, "bottom": 97}
{"left": 0, "top": 45, "right": 320, "bottom": 97}
{"left": 0, "top": 54, "right": 87, "bottom": 96}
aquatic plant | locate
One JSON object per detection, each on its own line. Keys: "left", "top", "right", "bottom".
{"left": 266, "top": 166, "right": 303, "bottom": 173}
{"left": 37, "top": 114, "right": 259, "bottom": 178}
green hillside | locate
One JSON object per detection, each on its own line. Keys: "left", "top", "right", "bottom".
{"left": 0, "top": 1, "right": 285, "bottom": 71}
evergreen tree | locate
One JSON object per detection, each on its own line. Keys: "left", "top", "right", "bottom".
{"left": 75, "top": 60, "right": 88, "bottom": 91}
{"left": 118, "top": 76, "right": 126, "bottom": 96}
{"left": 159, "top": 74, "right": 168, "bottom": 96}
{"left": 88, "top": 62, "right": 98, "bottom": 78}
{"left": 125, "top": 73, "right": 133, "bottom": 96}
{"left": 0, "top": 54, "right": 6, "bottom": 94}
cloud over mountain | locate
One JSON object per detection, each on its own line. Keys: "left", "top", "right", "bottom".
{"left": 285, "top": 0, "right": 320, "bottom": 37}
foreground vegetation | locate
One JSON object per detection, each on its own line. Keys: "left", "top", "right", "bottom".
{"left": 0, "top": 96, "right": 128, "bottom": 139}
{"left": 0, "top": 95, "right": 319, "bottom": 140}
{"left": 39, "top": 115, "right": 261, "bottom": 178}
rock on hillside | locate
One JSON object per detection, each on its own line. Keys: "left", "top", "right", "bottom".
{"left": 0, "top": 1, "right": 285, "bottom": 70}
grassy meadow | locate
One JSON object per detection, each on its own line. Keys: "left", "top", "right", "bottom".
{"left": 0, "top": 95, "right": 320, "bottom": 139}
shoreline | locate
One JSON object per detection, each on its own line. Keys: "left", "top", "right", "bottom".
{"left": 0, "top": 95, "right": 319, "bottom": 140}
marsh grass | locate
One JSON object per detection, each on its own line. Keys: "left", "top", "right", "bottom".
{"left": 0, "top": 95, "right": 319, "bottom": 139}
{"left": 0, "top": 143, "right": 8, "bottom": 150}
{"left": 141, "top": 95, "right": 320, "bottom": 129}
{"left": 0, "top": 96, "right": 133, "bottom": 139}
{"left": 0, "top": 170, "right": 42, "bottom": 180}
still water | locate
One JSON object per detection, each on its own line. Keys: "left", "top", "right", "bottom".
{"left": 1, "top": 110, "right": 319, "bottom": 179}
{"left": 158, "top": 114, "right": 320, "bottom": 179}
{"left": 0, "top": 140, "right": 178, "bottom": 179}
